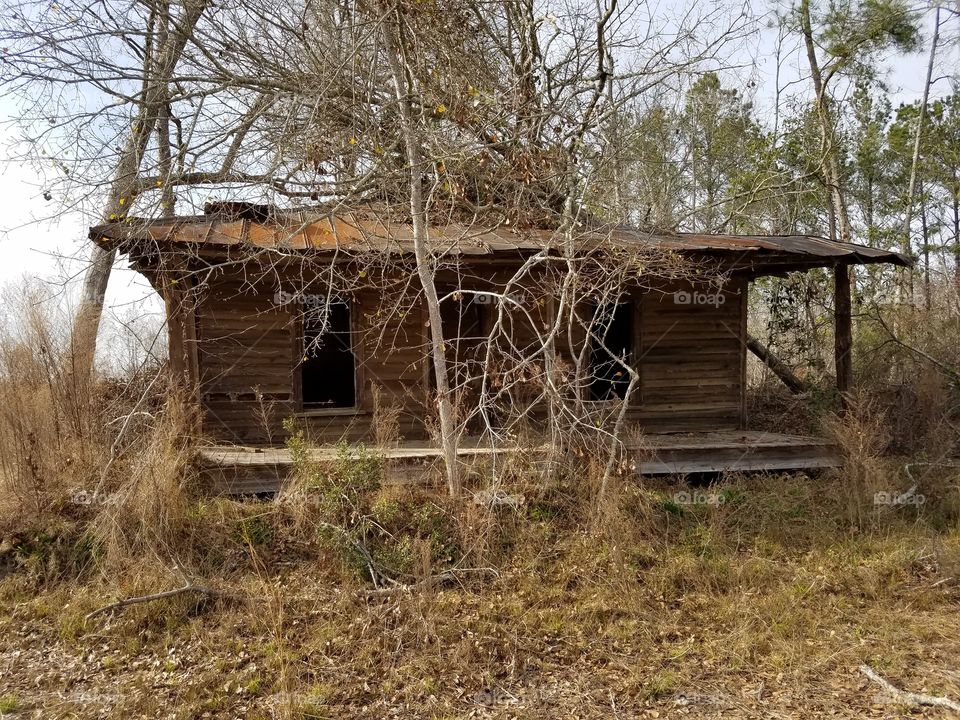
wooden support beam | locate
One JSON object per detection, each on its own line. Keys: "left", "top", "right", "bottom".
{"left": 746, "top": 335, "right": 808, "bottom": 395}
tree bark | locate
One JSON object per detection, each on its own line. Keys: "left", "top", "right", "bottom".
{"left": 902, "top": 5, "right": 940, "bottom": 269}
{"left": 920, "top": 178, "right": 930, "bottom": 310}
{"left": 746, "top": 335, "right": 808, "bottom": 394}
{"left": 834, "top": 264, "right": 853, "bottom": 396}
{"left": 800, "top": 0, "right": 854, "bottom": 401}
{"left": 72, "top": 0, "right": 208, "bottom": 375}
{"left": 953, "top": 189, "right": 959, "bottom": 291}
{"left": 381, "top": 14, "right": 460, "bottom": 496}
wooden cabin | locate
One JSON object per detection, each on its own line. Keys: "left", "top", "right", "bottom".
{"left": 90, "top": 204, "right": 907, "bottom": 491}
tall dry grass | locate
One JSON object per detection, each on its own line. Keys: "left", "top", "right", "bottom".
{"left": 0, "top": 272, "right": 955, "bottom": 601}
{"left": 0, "top": 280, "right": 957, "bottom": 719}
{"left": 0, "top": 285, "right": 105, "bottom": 524}
{"left": 856, "top": 297, "right": 960, "bottom": 458}
{"left": 0, "top": 284, "right": 215, "bottom": 586}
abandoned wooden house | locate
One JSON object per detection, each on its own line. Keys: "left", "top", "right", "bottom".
{"left": 90, "top": 203, "right": 908, "bottom": 492}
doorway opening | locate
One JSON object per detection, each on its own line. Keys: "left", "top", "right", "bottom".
{"left": 428, "top": 293, "right": 490, "bottom": 391}
{"left": 588, "top": 302, "right": 633, "bottom": 401}
{"left": 301, "top": 302, "right": 356, "bottom": 408}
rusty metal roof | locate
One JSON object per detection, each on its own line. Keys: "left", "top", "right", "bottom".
{"left": 89, "top": 206, "right": 910, "bottom": 269}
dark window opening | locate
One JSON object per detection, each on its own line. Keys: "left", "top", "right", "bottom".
{"left": 302, "top": 302, "right": 356, "bottom": 408}
{"left": 428, "top": 297, "right": 488, "bottom": 391}
{"left": 588, "top": 302, "right": 633, "bottom": 401}
{"left": 441, "top": 298, "right": 485, "bottom": 359}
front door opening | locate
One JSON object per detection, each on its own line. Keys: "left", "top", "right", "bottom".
{"left": 441, "top": 297, "right": 485, "bottom": 374}
{"left": 302, "top": 302, "right": 356, "bottom": 408}
{"left": 588, "top": 302, "right": 633, "bottom": 401}
{"left": 429, "top": 293, "right": 489, "bottom": 392}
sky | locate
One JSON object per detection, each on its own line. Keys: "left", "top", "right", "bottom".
{"left": 0, "top": 0, "right": 954, "bottom": 352}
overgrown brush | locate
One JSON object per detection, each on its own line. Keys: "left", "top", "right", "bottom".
{"left": 0, "top": 285, "right": 107, "bottom": 528}
{"left": 0, "top": 275, "right": 957, "bottom": 627}
{"left": 276, "top": 425, "right": 464, "bottom": 587}
{"left": 748, "top": 277, "right": 960, "bottom": 455}
{"left": 0, "top": 287, "right": 958, "bottom": 718}
{"left": 0, "top": 286, "right": 223, "bottom": 587}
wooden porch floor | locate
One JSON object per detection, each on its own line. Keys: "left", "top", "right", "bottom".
{"left": 197, "top": 431, "right": 840, "bottom": 494}
{"left": 635, "top": 431, "right": 840, "bottom": 475}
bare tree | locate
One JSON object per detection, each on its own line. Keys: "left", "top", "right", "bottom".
{"left": 902, "top": 6, "right": 942, "bottom": 271}
{"left": 2, "top": 0, "right": 752, "bottom": 494}
{"left": 379, "top": 11, "right": 461, "bottom": 495}
{"left": 76, "top": 0, "right": 211, "bottom": 371}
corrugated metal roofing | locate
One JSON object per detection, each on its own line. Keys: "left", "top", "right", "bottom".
{"left": 89, "top": 207, "right": 910, "bottom": 267}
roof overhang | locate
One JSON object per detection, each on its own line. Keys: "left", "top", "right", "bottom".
{"left": 89, "top": 206, "right": 911, "bottom": 275}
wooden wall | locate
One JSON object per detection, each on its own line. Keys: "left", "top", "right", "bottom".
{"left": 631, "top": 278, "right": 746, "bottom": 432}
{"left": 173, "top": 267, "right": 747, "bottom": 445}
{"left": 181, "top": 272, "right": 433, "bottom": 445}
{"left": 352, "top": 287, "right": 430, "bottom": 440}
{"left": 193, "top": 275, "right": 296, "bottom": 444}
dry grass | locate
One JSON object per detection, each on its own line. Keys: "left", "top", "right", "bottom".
{"left": 2, "top": 469, "right": 959, "bottom": 719}
{"left": 0, "top": 285, "right": 103, "bottom": 529}
{"left": 0, "top": 282, "right": 959, "bottom": 718}
{"left": 0, "top": 286, "right": 239, "bottom": 589}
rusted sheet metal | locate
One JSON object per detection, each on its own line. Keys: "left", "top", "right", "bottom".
{"left": 90, "top": 210, "right": 910, "bottom": 267}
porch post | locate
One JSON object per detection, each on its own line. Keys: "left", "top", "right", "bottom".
{"left": 834, "top": 264, "right": 853, "bottom": 404}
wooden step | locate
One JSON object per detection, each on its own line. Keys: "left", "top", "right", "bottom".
{"left": 631, "top": 431, "right": 840, "bottom": 475}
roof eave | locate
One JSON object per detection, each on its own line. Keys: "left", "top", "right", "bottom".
{"left": 88, "top": 219, "right": 913, "bottom": 271}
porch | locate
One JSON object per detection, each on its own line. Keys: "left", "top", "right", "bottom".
{"left": 196, "top": 430, "right": 841, "bottom": 494}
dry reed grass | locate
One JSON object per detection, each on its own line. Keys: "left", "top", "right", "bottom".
{"left": 0, "top": 280, "right": 959, "bottom": 717}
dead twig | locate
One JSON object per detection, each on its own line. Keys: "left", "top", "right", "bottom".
{"left": 871, "top": 313, "right": 960, "bottom": 385}
{"left": 360, "top": 567, "right": 499, "bottom": 598}
{"left": 317, "top": 521, "right": 391, "bottom": 589}
{"left": 85, "top": 583, "right": 231, "bottom": 622}
{"left": 859, "top": 664, "right": 960, "bottom": 712}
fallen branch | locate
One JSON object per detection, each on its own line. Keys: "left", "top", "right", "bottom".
{"left": 747, "top": 335, "right": 808, "bottom": 395}
{"left": 859, "top": 664, "right": 960, "bottom": 712}
{"left": 318, "top": 521, "right": 392, "bottom": 589}
{"left": 473, "top": 487, "right": 525, "bottom": 510}
{"left": 85, "top": 583, "right": 230, "bottom": 622}
{"left": 360, "top": 567, "right": 499, "bottom": 598}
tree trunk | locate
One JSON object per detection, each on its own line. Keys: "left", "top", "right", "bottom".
{"left": 834, "top": 264, "right": 853, "bottom": 396}
{"left": 72, "top": 0, "right": 208, "bottom": 375}
{"left": 800, "top": 0, "right": 854, "bottom": 402}
{"left": 381, "top": 14, "right": 460, "bottom": 496}
{"left": 952, "top": 183, "right": 959, "bottom": 292}
{"left": 902, "top": 6, "right": 940, "bottom": 297}
{"left": 746, "top": 335, "right": 808, "bottom": 394}
{"left": 920, "top": 179, "right": 930, "bottom": 310}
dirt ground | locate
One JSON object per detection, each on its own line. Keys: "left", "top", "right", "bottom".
{"left": 2, "top": 532, "right": 960, "bottom": 719}
{"left": 3, "top": 468, "right": 960, "bottom": 719}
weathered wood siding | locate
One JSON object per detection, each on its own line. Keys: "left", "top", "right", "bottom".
{"left": 184, "top": 269, "right": 747, "bottom": 444}
{"left": 191, "top": 274, "right": 432, "bottom": 444}
{"left": 352, "top": 288, "right": 429, "bottom": 440}
{"left": 195, "top": 275, "right": 296, "bottom": 444}
{"left": 632, "top": 279, "right": 746, "bottom": 432}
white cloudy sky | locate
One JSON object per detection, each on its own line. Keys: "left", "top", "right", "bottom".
{"left": 0, "top": 1, "right": 954, "bottom": 348}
